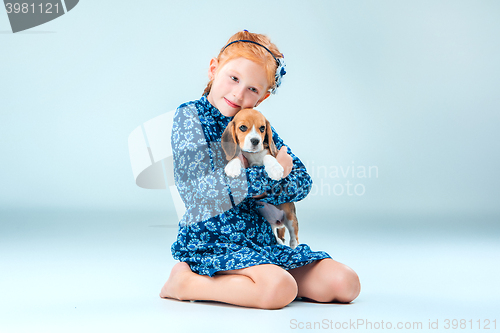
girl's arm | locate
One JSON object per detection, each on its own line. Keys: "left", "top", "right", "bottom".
{"left": 172, "top": 104, "right": 268, "bottom": 222}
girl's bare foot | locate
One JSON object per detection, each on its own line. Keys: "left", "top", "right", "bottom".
{"left": 159, "top": 262, "right": 194, "bottom": 300}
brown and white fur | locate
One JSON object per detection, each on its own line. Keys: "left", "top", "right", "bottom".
{"left": 221, "top": 108, "right": 299, "bottom": 248}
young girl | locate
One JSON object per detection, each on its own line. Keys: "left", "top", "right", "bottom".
{"left": 160, "top": 30, "right": 360, "bottom": 310}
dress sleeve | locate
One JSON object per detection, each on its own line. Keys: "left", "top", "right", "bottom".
{"left": 244, "top": 125, "right": 313, "bottom": 206}
{"left": 172, "top": 104, "right": 312, "bottom": 223}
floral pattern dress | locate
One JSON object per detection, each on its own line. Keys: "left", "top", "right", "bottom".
{"left": 170, "top": 95, "right": 331, "bottom": 277}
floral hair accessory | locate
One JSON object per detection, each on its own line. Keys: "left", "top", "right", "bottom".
{"left": 221, "top": 38, "right": 286, "bottom": 94}
{"left": 272, "top": 56, "right": 286, "bottom": 94}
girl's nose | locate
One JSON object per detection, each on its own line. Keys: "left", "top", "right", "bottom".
{"left": 233, "top": 86, "right": 245, "bottom": 101}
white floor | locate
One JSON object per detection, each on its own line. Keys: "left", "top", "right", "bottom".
{"left": 1, "top": 209, "right": 499, "bottom": 333}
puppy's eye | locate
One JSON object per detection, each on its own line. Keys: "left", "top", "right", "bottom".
{"left": 259, "top": 126, "right": 265, "bottom": 133}
{"left": 239, "top": 125, "right": 248, "bottom": 132}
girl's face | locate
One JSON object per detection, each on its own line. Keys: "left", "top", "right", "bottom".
{"left": 207, "top": 57, "right": 271, "bottom": 117}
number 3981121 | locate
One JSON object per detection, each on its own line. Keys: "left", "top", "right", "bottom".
{"left": 5, "top": 3, "right": 60, "bottom": 14}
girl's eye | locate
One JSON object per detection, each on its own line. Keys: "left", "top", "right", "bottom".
{"left": 239, "top": 125, "right": 248, "bottom": 132}
{"left": 249, "top": 87, "right": 258, "bottom": 93}
{"left": 259, "top": 126, "right": 265, "bottom": 133}
{"left": 231, "top": 76, "right": 238, "bottom": 82}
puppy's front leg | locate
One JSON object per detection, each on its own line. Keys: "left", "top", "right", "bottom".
{"left": 225, "top": 157, "right": 243, "bottom": 178}
{"left": 263, "top": 155, "right": 284, "bottom": 180}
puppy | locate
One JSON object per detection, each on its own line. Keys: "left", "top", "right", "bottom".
{"left": 221, "top": 108, "right": 299, "bottom": 248}
{"left": 221, "top": 108, "right": 283, "bottom": 180}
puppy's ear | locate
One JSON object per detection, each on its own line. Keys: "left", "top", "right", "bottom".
{"left": 265, "top": 120, "right": 278, "bottom": 157}
{"left": 221, "top": 121, "right": 240, "bottom": 160}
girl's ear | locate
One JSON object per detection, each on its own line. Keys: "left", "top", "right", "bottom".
{"left": 255, "top": 91, "right": 270, "bottom": 107}
{"left": 265, "top": 120, "right": 278, "bottom": 157}
{"left": 208, "top": 57, "right": 219, "bottom": 80}
{"left": 221, "top": 121, "right": 240, "bottom": 160}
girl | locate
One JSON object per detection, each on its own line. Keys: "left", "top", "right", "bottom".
{"left": 160, "top": 30, "right": 360, "bottom": 310}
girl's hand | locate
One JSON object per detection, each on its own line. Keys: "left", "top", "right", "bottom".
{"left": 276, "top": 146, "right": 293, "bottom": 178}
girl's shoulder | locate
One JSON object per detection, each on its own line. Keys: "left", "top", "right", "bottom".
{"left": 177, "top": 98, "right": 199, "bottom": 113}
{"left": 175, "top": 98, "right": 203, "bottom": 120}
{"left": 177, "top": 98, "right": 199, "bottom": 110}
{"left": 177, "top": 95, "right": 211, "bottom": 111}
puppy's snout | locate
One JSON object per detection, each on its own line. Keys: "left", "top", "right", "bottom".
{"left": 250, "top": 138, "right": 260, "bottom": 146}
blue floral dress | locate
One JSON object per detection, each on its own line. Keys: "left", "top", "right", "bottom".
{"left": 170, "top": 95, "right": 331, "bottom": 277}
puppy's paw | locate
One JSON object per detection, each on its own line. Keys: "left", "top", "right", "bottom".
{"left": 289, "top": 239, "right": 298, "bottom": 249}
{"left": 266, "top": 163, "right": 284, "bottom": 180}
{"left": 263, "top": 155, "right": 284, "bottom": 180}
{"left": 225, "top": 158, "right": 243, "bottom": 178}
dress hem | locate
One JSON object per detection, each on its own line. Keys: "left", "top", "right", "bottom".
{"left": 179, "top": 252, "right": 332, "bottom": 277}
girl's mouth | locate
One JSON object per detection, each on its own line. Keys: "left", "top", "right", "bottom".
{"left": 224, "top": 98, "right": 240, "bottom": 108}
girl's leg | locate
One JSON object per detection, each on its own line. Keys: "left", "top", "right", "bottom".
{"left": 160, "top": 262, "right": 298, "bottom": 310}
{"left": 288, "top": 258, "right": 361, "bottom": 303}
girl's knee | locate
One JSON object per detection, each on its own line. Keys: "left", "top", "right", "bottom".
{"left": 257, "top": 267, "right": 298, "bottom": 309}
{"left": 328, "top": 266, "right": 361, "bottom": 303}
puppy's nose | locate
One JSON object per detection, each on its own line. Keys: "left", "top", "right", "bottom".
{"left": 250, "top": 138, "right": 260, "bottom": 146}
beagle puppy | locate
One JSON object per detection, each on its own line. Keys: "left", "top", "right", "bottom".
{"left": 221, "top": 108, "right": 283, "bottom": 180}
{"left": 221, "top": 108, "right": 299, "bottom": 248}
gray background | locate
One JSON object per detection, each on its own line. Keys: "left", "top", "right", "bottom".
{"left": 1, "top": 0, "right": 499, "bottom": 217}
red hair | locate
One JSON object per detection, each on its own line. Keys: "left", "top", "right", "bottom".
{"left": 203, "top": 30, "right": 283, "bottom": 96}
